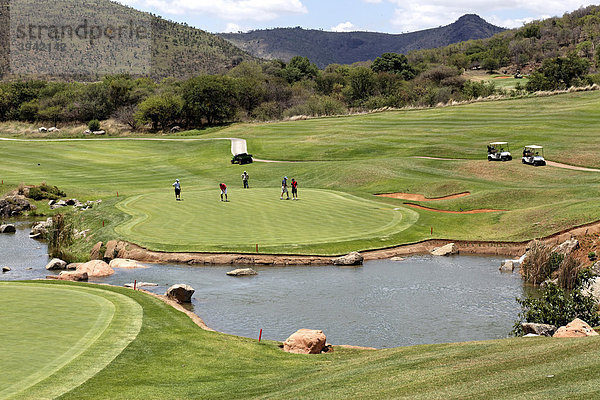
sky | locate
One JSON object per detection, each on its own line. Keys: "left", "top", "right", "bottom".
{"left": 117, "top": 0, "right": 598, "bottom": 34}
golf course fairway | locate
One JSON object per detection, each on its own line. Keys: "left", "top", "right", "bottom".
{"left": 115, "top": 188, "right": 417, "bottom": 253}
{"left": 0, "top": 282, "right": 142, "bottom": 400}
{"left": 3, "top": 281, "right": 600, "bottom": 399}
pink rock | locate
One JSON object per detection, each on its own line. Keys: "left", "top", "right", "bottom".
{"left": 553, "top": 318, "right": 599, "bottom": 338}
{"left": 283, "top": 329, "right": 327, "bottom": 354}
{"left": 58, "top": 271, "right": 89, "bottom": 281}
{"left": 76, "top": 260, "right": 114, "bottom": 277}
{"left": 109, "top": 258, "right": 147, "bottom": 269}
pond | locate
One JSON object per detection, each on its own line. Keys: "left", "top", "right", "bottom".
{"left": 1, "top": 222, "right": 526, "bottom": 348}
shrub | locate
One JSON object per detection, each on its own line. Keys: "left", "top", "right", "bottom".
{"left": 557, "top": 255, "right": 582, "bottom": 290}
{"left": 513, "top": 269, "right": 599, "bottom": 336}
{"left": 88, "top": 119, "right": 101, "bottom": 131}
{"left": 589, "top": 252, "right": 597, "bottom": 261}
{"left": 520, "top": 241, "right": 562, "bottom": 285}
{"left": 27, "top": 183, "right": 66, "bottom": 200}
{"left": 48, "top": 213, "right": 74, "bottom": 262}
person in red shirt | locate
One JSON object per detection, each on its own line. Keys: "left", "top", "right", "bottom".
{"left": 291, "top": 178, "right": 298, "bottom": 200}
{"left": 219, "top": 182, "right": 228, "bottom": 202}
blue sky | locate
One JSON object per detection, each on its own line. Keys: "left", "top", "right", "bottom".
{"left": 118, "top": 0, "right": 598, "bottom": 33}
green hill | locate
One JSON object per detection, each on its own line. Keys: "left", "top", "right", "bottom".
{"left": 219, "top": 14, "right": 505, "bottom": 67}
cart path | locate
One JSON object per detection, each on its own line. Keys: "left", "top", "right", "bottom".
{"left": 376, "top": 192, "right": 470, "bottom": 201}
{"left": 404, "top": 203, "right": 506, "bottom": 214}
{"left": 546, "top": 161, "right": 600, "bottom": 172}
{"left": 413, "top": 156, "right": 463, "bottom": 161}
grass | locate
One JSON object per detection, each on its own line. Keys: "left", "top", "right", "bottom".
{"left": 0, "top": 282, "right": 141, "bottom": 400}
{"left": 1, "top": 91, "right": 600, "bottom": 255}
{"left": 4, "top": 281, "right": 600, "bottom": 399}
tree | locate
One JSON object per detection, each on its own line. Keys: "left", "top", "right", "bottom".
{"left": 345, "top": 66, "right": 376, "bottom": 104}
{"left": 281, "top": 56, "right": 318, "bottom": 83}
{"left": 135, "top": 94, "right": 183, "bottom": 131}
{"left": 371, "top": 53, "right": 416, "bottom": 80}
{"left": 182, "top": 75, "right": 237, "bottom": 126}
{"left": 481, "top": 57, "right": 500, "bottom": 72}
{"left": 526, "top": 54, "right": 590, "bottom": 91}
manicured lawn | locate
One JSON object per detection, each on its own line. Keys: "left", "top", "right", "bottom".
{"left": 4, "top": 281, "right": 600, "bottom": 399}
{"left": 0, "top": 282, "right": 141, "bottom": 399}
{"left": 1, "top": 91, "right": 600, "bottom": 255}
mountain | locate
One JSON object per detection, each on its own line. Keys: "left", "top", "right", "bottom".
{"left": 219, "top": 15, "right": 506, "bottom": 68}
{"left": 1, "top": 0, "right": 255, "bottom": 80}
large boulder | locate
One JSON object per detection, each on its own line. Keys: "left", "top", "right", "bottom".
{"left": 45, "top": 258, "right": 67, "bottom": 270}
{"left": 0, "top": 196, "right": 33, "bottom": 217}
{"left": 552, "top": 239, "right": 579, "bottom": 256}
{"left": 166, "top": 284, "right": 195, "bottom": 303}
{"left": 583, "top": 277, "right": 600, "bottom": 300}
{"left": 333, "top": 252, "right": 364, "bottom": 266}
{"left": 76, "top": 260, "right": 114, "bottom": 277}
{"left": 283, "top": 329, "right": 327, "bottom": 354}
{"left": 57, "top": 271, "right": 88, "bottom": 281}
{"left": 2, "top": 266, "right": 11, "bottom": 273}
{"left": 109, "top": 258, "right": 147, "bottom": 269}
{"left": 522, "top": 322, "right": 557, "bottom": 337}
{"left": 103, "top": 240, "right": 126, "bottom": 261}
{"left": 553, "top": 318, "right": 599, "bottom": 338}
{"left": 0, "top": 224, "right": 16, "bottom": 233}
{"left": 499, "top": 260, "right": 514, "bottom": 272}
{"left": 227, "top": 268, "right": 258, "bottom": 276}
{"left": 430, "top": 243, "right": 459, "bottom": 256}
{"left": 66, "top": 263, "right": 82, "bottom": 270}
{"left": 90, "top": 242, "right": 104, "bottom": 260}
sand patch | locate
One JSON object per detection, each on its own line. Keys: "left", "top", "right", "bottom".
{"left": 404, "top": 203, "right": 505, "bottom": 214}
{"left": 376, "top": 192, "right": 470, "bottom": 201}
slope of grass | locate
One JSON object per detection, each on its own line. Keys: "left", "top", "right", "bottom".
{"left": 5, "top": 281, "right": 599, "bottom": 399}
{"left": 0, "top": 282, "right": 142, "bottom": 400}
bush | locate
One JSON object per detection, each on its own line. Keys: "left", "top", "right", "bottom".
{"left": 520, "top": 241, "right": 562, "bottom": 285}
{"left": 48, "top": 214, "right": 75, "bottom": 262}
{"left": 27, "top": 183, "right": 66, "bottom": 200}
{"left": 513, "top": 269, "right": 599, "bottom": 336}
{"left": 88, "top": 119, "right": 101, "bottom": 131}
{"left": 589, "top": 252, "right": 597, "bottom": 261}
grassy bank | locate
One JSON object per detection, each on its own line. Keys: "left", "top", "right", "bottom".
{"left": 3, "top": 281, "right": 600, "bottom": 399}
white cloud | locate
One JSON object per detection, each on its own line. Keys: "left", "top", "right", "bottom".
{"left": 386, "top": 1, "right": 599, "bottom": 32}
{"left": 224, "top": 22, "right": 244, "bottom": 32}
{"left": 331, "top": 21, "right": 356, "bottom": 32}
{"left": 117, "top": 0, "right": 308, "bottom": 22}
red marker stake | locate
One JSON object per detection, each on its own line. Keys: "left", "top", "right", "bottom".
{"left": 102, "top": 221, "right": 105, "bottom": 227}
{"left": 259, "top": 329, "right": 262, "bottom": 342}
{"left": 431, "top": 227, "right": 433, "bottom": 235}
{"left": 117, "top": 191, "right": 119, "bottom": 197}
{"left": 256, "top": 244, "right": 259, "bottom": 253}
{"left": 133, "top": 280, "right": 137, "bottom": 291}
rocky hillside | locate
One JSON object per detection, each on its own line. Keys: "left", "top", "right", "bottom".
{"left": 219, "top": 14, "right": 505, "bottom": 67}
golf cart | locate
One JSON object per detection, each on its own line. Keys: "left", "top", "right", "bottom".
{"left": 487, "top": 142, "right": 512, "bottom": 161}
{"left": 231, "top": 153, "right": 253, "bottom": 165}
{"left": 521, "top": 145, "right": 546, "bottom": 166}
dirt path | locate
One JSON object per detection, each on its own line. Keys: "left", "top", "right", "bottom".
{"left": 404, "top": 203, "right": 505, "bottom": 214}
{"left": 546, "top": 161, "right": 600, "bottom": 172}
{"left": 376, "top": 192, "right": 470, "bottom": 201}
{"left": 413, "top": 156, "right": 463, "bottom": 161}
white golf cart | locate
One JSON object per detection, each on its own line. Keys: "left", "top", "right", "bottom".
{"left": 487, "top": 142, "right": 512, "bottom": 161}
{"left": 522, "top": 145, "right": 546, "bottom": 166}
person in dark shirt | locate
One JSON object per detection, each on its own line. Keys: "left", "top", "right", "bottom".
{"left": 172, "top": 179, "right": 181, "bottom": 201}
{"left": 291, "top": 178, "right": 298, "bottom": 200}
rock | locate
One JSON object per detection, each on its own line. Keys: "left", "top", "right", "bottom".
{"left": 48, "top": 127, "right": 59, "bottom": 132}
{"left": 522, "top": 322, "right": 557, "bottom": 337}
{"left": 104, "top": 240, "right": 119, "bottom": 261}
{"left": 74, "top": 229, "right": 89, "bottom": 239}
{"left": 0, "top": 224, "right": 16, "bottom": 233}
{"left": 109, "top": 258, "right": 147, "bottom": 269}
{"left": 2, "top": 266, "right": 10, "bottom": 272}
{"left": 50, "top": 200, "right": 68, "bottom": 209}
{"left": 124, "top": 282, "right": 158, "bottom": 288}
{"left": 582, "top": 277, "right": 600, "bottom": 300}
{"left": 430, "top": 243, "right": 459, "bottom": 256}
{"left": 66, "top": 263, "right": 82, "bottom": 270}
{"left": 523, "top": 333, "right": 540, "bottom": 337}
{"left": 90, "top": 241, "right": 104, "bottom": 260}
{"left": 31, "top": 218, "right": 52, "bottom": 237}
{"left": 591, "top": 261, "right": 600, "bottom": 276}
{"left": 93, "top": 130, "right": 106, "bottom": 135}
{"left": 57, "top": 271, "right": 88, "bottom": 281}
{"left": 83, "top": 129, "right": 92, "bottom": 135}
{"left": 499, "top": 260, "right": 514, "bottom": 272}
{"left": 166, "top": 284, "right": 195, "bottom": 303}
{"left": 38, "top": 127, "right": 47, "bottom": 133}
{"left": 333, "top": 252, "right": 364, "bottom": 265}
{"left": 66, "top": 198, "right": 78, "bottom": 206}
{"left": 170, "top": 126, "right": 181, "bottom": 133}
{"left": 552, "top": 239, "right": 579, "bottom": 256}
{"left": 283, "top": 329, "right": 327, "bottom": 354}
{"left": 553, "top": 318, "right": 599, "bottom": 338}
{"left": 541, "top": 278, "right": 559, "bottom": 288}
{"left": 390, "top": 257, "right": 405, "bottom": 262}
{"left": 45, "top": 258, "right": 67, "bottom": 270}
{"left": 226, "top": 268, "right": 258, "bottom": 276}
{"left": 76, "top": 260, "right": 114, "bottom": 277}
{"left": 0, "top": 195, "right": 33, "bottom": 217}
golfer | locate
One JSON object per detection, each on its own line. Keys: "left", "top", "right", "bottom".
{"left": 281, "top": 176, "right": 290, "bottom": 200}
{"left": 172, "top": 179, "right": 181, "bottom": 201}
{"left": 291, "top": 178, "right": 298, "bottom": 200}
{"left": 219, "top": 182, "right": 228, "bottom": 202}
{"left": 241, "top": 171, "right": 249, "bottom": 189}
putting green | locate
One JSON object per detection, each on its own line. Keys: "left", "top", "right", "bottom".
{"left": 0, "top": 283, "right": 142, "bottom": 400}
{"left": 115, "top": 188, "right": 418, "bottom": 253}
